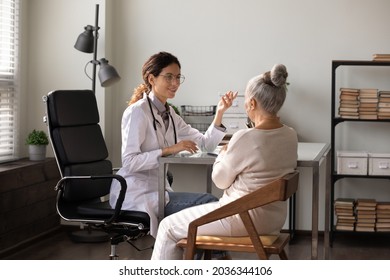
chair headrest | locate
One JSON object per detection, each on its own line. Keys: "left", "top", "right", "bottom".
{"left": 47, "top": 90, "right": 99, "bottom": 127}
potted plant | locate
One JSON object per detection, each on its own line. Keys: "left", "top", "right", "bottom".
{"left": 168, "top": 102, "right": 180, "bottom": 115}
{"left": 26, "top": 129, "right": 49, "bottom": 161}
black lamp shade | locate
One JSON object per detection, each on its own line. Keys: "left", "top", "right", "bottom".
{"left": 98, "top": 58, "right": 121, "bottom": 87}
{"left": 74, "top": 25, "right": 94, "bottom": 53}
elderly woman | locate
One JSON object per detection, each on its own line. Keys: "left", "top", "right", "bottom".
{"left": 151, "top": 64, "right": 298, "bottom": 260}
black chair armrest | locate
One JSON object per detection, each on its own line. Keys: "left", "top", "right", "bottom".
{"left": 55, "top": 174, "right": 127, "bottom": 225}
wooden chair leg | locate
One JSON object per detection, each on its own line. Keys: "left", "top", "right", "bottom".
{"left": 279, "top": 249, "right": 288, "bottom": 260}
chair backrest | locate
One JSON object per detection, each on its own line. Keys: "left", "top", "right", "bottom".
{"left": 44, "top": 90, "right": 112, "bottom": 202}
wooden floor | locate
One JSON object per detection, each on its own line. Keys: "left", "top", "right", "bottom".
{"left": 2, "top": 227, "right": 390, "bottom": 260}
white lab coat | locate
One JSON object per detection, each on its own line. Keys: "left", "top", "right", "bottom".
{"left": 109, "top": 93, "right": 225, "bottom": 237}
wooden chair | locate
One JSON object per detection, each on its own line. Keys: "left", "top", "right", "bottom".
{"left": 177, "top": 171, "right": 299, "bottom": 260}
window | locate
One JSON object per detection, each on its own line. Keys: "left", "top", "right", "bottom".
{"left": 0, "top": 0, "right": 19, "bottom": 162}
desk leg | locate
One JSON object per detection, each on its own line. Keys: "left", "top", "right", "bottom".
{"left": 324, "top": 150, "right": 331, "bottom": 259}
{"left": 206, "top": 165, "right": 212, "bottom": 194}
{"left": 158, "top": 163, "right": 167, "bottom": 225}
{"left": 311, "top": 165, "right": 319, "bottom": 260}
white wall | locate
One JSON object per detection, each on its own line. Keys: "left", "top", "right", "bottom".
{"left": 109, "top": 0, "right": 390, "bottom": 162}
{"left": 21, "top": 0, "right": 107, "bottom": 157}
{"left": 23, "top": 0, "right": 390, "bottom": 231}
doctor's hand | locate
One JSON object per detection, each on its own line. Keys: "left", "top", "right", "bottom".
{"left": 216, "top": 91, "right": 238, "bottom": 114}
{"left": 162, "top": 140, "right": 198, "bottom": 156}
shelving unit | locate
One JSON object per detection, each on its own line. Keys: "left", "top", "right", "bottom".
{"left": 330, "top": 60, "right": 390, "bottom": 243}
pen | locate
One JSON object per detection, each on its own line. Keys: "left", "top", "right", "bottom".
{"left": 207, "top": 152, "right": 218, "bottom": 157}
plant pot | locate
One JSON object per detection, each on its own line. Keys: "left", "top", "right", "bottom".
{"left": 28, "top": 145, "right": 47, "bottom": 161}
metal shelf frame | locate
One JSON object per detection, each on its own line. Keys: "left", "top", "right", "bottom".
{"left": 329, "top": 60, "right": 390, "bottom": 245}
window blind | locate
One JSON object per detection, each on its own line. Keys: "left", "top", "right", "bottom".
{"left": 0, "top": 0, "right": 19, "bottom": 162}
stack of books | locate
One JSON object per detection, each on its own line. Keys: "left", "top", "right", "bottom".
{"left": 359, "top": 89, "right": 378, "bottom": 120}
{"left": 378, "top": 91, "right": 390, "bottom": 119}
{"left": 355, "top": 199, "right": 377, "bottom": 232}
{"left": 376, "top": 202, "right": 390, "bottom": 232}
{"left": 373, "top": 54, "right": 390, "bottom": 61}
{"left": 334, "top": 198, "right": 355, "bottom": 231}
{"left": 338, "top": 88, "right": 359, "bottom": 119}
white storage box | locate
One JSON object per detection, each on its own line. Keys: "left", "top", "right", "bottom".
{"left": 368, "top": 153, "right": 390, "bottom": 176}
{"left": 337, "top": 151, "right": 368, "bottom": 175}
{"left": 222, "top": 114, "right": 248, "bottom": 134}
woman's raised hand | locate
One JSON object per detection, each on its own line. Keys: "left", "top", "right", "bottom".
{"left": 217, "top": 91, "right": 238, "bottom": 114}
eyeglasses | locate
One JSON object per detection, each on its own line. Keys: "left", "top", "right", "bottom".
{"left": 159, "top": 74, "right": 185, "bottom": 84}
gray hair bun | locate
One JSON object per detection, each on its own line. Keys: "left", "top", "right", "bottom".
{"left": 271, "top": 64, "right": 288, "bottom": 87}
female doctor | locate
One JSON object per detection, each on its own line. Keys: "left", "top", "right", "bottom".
{"left": 109, "top": 52, "right": 237, "bottom": 237}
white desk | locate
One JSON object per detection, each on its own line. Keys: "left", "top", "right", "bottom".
{"left": 158, "top": 142, "right": 330, "bottom": 260}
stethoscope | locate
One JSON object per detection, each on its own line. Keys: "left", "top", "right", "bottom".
{"left": 147, "top": 96, "right": 177, "bottom": 144}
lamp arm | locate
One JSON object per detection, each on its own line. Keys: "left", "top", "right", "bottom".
{"left": 84, "top": 61, "right": 94, "bottom": 81}
{"left": 84, "top": 59, "right": 104, "bottom": 82}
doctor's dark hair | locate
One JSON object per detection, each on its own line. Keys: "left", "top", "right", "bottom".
{"left": 129, "top": 52, "right": 181, "bottom": 105}
{"left": 246, "top": 64, "right": 288, "bottom": 115}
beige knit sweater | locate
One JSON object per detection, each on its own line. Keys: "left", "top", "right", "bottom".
{"left": 212, "top": 125, "right": 298, "bottom": 234}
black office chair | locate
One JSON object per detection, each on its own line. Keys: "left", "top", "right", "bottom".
{"left": 43, "top": 89, "right": 150, "bottom": 260}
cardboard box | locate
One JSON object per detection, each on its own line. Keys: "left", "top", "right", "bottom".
{"left": 368, "top": 153, "right": 390, "bottom": 176}
{"left": 337, "top": 151, "right": 368, "bottom": 175}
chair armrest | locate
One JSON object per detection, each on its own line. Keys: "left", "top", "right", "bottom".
{"left": 55, "top": 174, "right": 127, "bottom": 225}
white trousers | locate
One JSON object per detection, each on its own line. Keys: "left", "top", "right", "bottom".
{"left": 151, "top": 201, "right": 286, "bottom": 260}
